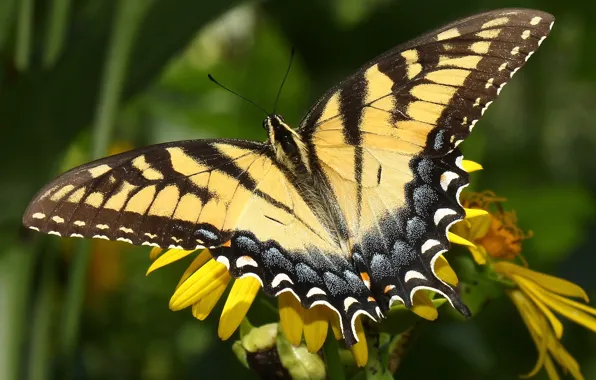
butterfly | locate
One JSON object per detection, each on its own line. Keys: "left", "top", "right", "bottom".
{"left": 23, "top": 8, "right": 554, "bottom": 346}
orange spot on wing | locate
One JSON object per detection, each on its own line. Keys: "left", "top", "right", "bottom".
{"left": 360, "top": 272, "right": 370, "bottom": 283}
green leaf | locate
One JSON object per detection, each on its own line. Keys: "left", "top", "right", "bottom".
{"left": 277, "top": 329, "right": 327, "bottom": 380}
{"left": 0, "top": 0, "right": 17, "bottom": 50}
{"left": 42, "top": 0, "right": 73, "bottom": 68}
{"left": 323, "top": 328, "right": 346, "bottom": 380}
{"left": 15, "top": 0, "right": 33, "bottom": 71}
{"left": 448, "top": 255, "right": 504, "bottom": 318}
{"left": 231, "top": 341, "right": 249, "bottom": 369}
{"left": 364, "top": 335, "right": 393, "bottom": 380}
{"left": 92, "top": 0, "right": 151, "bottom": 159}
{"left": 0, "top": 241, "right": 36, "bottom": 380}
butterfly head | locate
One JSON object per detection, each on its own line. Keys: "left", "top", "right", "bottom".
{"left": 264, "top": 114, "right": 309, "bottom": 172}
{"left": 263, "top": 114, "right": 285, "bottom": 130}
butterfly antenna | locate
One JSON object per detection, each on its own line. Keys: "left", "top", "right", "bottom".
{"left": 273, "top": 47, "right": 295, "bottom": 114}
{"left": 207, "top": 74, "right": 269, "bottom": 116}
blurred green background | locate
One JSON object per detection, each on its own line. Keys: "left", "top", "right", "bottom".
{"left": 1, "top": 1, "right": 596, "bottom": 379}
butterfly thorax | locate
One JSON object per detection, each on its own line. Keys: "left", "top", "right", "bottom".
{"left": 264, "top": 114, "right": 352, "bottom": 253}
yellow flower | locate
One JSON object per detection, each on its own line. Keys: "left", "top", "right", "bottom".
{"left": 449, "top": 187, "right": 596, "bottom": 379}
{"left": 147, "top": 249, "right": 462, "bottom": 367}
{"left": 496, "top": 262, "right": 596, "bottom": 379}
{"left": 450, "top": 191, "right": 532, "bottom": 264}
{"left": 147, "top": 248, "right": 251, "bottom": 340}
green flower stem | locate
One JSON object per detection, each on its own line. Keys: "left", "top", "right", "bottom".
{"left": 387, "top": 328, "right": 415, "bottom": 375}
{"left": 377, "top": 333, "right": 391, "bottom": 371}
{"left": 364, "top": 333, "right": 393, "bottom": 380}
{"left": 59, "top": 239, "right": 90, "bottom": 364}
{"left": 43, "top": 0, "right": 73, "bottom": 68}
{"left": 15, "top": 0, "right": 33, "bottom": 70}
{"left": 0, "top": 0, "right": 17, "bottom": 50}
{"left": 28, "top": 248, "right": 57, "bottom": 380}
{"left": 91, "top": 0, "right": 150, "bottom": 159}
{"left": 0, "top": 243, "right": 35, "bottom": 380}
{"left": 323, "top": 328, "right": 345, "bottom": 380}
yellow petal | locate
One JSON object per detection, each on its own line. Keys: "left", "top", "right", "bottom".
{"left": 467, "top": 214, "right": 492, "bottom": 241}
{"left": 176, "top": 249, "right": 212, "bottom": 289}
{"left": 510, "top": 290, "right": 547, "bottom": 336}
{"left": 547, "top": 338, "right": 584, "bottom": 380}
{"left": 411, "top": 290, "right": 438, "bottom": 320}
{"left": 303, "top": 305, "right": 329, "bottom": 352}
{"left": 330, "top": 314, "right": 343, "bottom": 340}
{"left": 461, "top": 159, "right": 483, "bottom": 172}
{"left": 218, "top": 277, "right": 261, "bottom": 340}
{"left": 519, "top": 279, "right": 596, "bottom": 333}
{"left": 149, "top": 247, "right": 163, "bottom": 261}
{"left": 509, "top": 290, "right": 548, "bottom": 378}
{"left": 448, "top": 232, "right": 476, "bottom": 248}
{"left": 169, "top": 259, "right": 229, "bottom": 311}
{"left": 511, "top": 288, "right": 585, "bottom": 380}
{"left": 547, "top": 291, "right": 596, "bottom": 317}
{"left": 494, "top": 262, "right": 589, "bottom": 302}
{"left": 433, "top": 255, "right": 458, "bottom": 286}
{"left": 350, "top": 316, "right": 368, "bottom": 367}
{"left": 468, "top": 245, "right": 488, "bottom": 265}
{"left": 543, "top": 355, "right": 561, "bottom": 380}
{"left": 514, "top": 275, "right": 564, "bottom": 339}
{"left": 146, "top": 249, "right": 194, "bottom": 275}
{"left": 449, "top": 219, "right": 469, "bottom": 236}
{"left": 322, "top": 306, "right": 342, "bottom": 340}
{"left": 279, "top": 292, "right": 304, "bottom": 346}
{"left": 191, "top": 277, "right": 230, "bottom": 320}
{"left": 464, "top": 208, "right": 489, "bottom": 219}
{"left": 520, "top": 327, "right": 547, "bottom": 379}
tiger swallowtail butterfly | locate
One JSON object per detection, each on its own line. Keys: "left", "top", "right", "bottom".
{"left": 23, "top": 8, "right": 554, "bottom": 346}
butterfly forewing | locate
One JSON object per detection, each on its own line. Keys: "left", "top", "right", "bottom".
{"left": 23, "top": 140, "right": 328, "bottom": 250}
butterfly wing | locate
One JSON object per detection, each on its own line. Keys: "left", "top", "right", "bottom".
{"left": 300, "top": 9, "right": 554, "bottom": 313}
{"left": 23, "top": 138, "right": 380, "bottom": 344}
